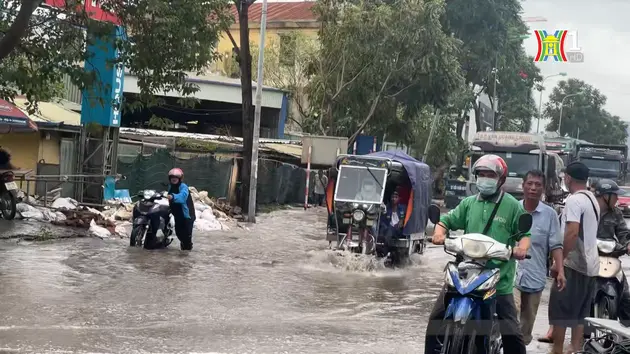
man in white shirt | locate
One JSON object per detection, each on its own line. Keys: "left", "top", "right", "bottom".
{"left": 354, "top": 178, "right": 381, "bottom": 202}
{"left": 548, "top": 162, "right": 600, "bottom": 354}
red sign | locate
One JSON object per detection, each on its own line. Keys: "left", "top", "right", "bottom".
{"left": 43, "top": 0, "right": 120, "bottom": 24}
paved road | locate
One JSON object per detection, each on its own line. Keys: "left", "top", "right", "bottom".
{"left": 0, "top": 208, "right": 625, "bottom": 353}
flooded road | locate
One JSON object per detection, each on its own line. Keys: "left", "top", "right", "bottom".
{"left": 0, "top": 208, "right": 625, "bottom": 353}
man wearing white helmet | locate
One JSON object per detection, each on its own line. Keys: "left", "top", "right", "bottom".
{"left": 424, "top": 154, "right": 531, "bottom": 354}
{"left": 167, "top": 168, "right": 196, "bottom": 251}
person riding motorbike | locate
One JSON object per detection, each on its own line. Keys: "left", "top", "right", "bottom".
{"left": 425, "top": 154, "right": 530, "bottom": 354}
{"left": 354, "top": 178, "right": 380, "bottom": 201}
{"left": 167, "top": 168, "right": 196, "bottom": 251}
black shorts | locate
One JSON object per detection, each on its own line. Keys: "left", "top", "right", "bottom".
{"left": 549, "top": 266, "right": 596, "bottom": 327}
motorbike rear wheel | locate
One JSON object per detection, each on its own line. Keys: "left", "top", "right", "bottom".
{"left": 443, "top": 323, "right": 477, "bottom": 354}
{"left": 130, "top": 226, "right": 147, "bottom": 247}
{"left": 0, "top": 190, "right": 16, "bottom": 220}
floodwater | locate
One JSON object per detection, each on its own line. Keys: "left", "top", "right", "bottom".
{"left": 0, "top": 209, "right": 627, "bottom": 353}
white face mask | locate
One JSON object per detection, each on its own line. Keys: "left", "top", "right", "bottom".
{"left": 476, "top": 177, "right": 499, "bottom": 196}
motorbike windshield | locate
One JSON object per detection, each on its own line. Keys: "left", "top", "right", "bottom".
{"left": 334, "top": 165, "right": 387, "bottom": 204}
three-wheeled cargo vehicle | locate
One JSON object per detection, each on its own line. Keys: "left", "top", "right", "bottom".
{"left": 325, "top": 150, "right": 432, "bottom": 265}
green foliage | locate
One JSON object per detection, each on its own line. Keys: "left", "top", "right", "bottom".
{"left": 305, "top": 0, "right": 463, "bottom": 143}
{"left": 544, "top": 79, "right": 628, "bottom": 144}
{"left": 175, "top": 138, "right": 219, "bottom": 152}
{"left": 0, "top": 0, "right": 231, "bottom": 111}
{"left": 443, "top": 0, "right": 540, "bottom": 132}
{"left": 147, "top": 115, "right": 174, "bottom": 130}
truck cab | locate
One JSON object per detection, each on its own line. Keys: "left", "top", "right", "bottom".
{"left": 576, "top": 144, "right": 628, "bottom": 185}
{"left": 466, "top": 132, "right": 562, "bottom": 201}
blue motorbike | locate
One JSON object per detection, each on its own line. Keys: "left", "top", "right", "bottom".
{"left": 428, "top": 211, "right": 532, "bottom": 354}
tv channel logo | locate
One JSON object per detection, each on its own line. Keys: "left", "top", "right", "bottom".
{"left": 534, "top": 30, "right": 583, "bottom": 63}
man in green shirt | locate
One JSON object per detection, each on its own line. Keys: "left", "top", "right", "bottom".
{"left": 423, "top": 154, "right": 531, "bottom": 354}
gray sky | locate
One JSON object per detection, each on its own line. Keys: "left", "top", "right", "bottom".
{"left": 522, "top": 0, "right": 630, "bottom": 130}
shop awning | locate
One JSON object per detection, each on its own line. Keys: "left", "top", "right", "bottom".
{"left": 0, "top": 99, "right": 38, "bottom": 133}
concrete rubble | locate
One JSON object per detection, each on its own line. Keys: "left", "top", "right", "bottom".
{"left": 14, "top": 186, "right": 236, "bottom": 239}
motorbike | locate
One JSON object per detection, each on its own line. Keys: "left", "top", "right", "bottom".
{"left": 130, "top": 190, "right": 173, "bottom": 248}
{"left": 0, "top": 170, "right": 17, "bottom": 220}
{"left": 587, "top": 239, "right": 628, "bottom": 336}
{"left": 428, "top": 209, "right": 532, "bottom": 354}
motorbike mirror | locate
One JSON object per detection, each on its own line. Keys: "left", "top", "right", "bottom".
{"left": 428, "top": 204, "right": 441, "bottom": 224}
{"left": 518, "top": 213, "right": 533, "bottom": 233}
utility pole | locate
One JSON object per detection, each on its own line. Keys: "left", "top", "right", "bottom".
{"left": 536, "top": 73, "right": 567, "bottom": 134}
{"left": 558, "top": 91, "right": 584, "bottom": 136}
{"left": 247, "top": 0, "right": 268, "bottom": 223}
{"left": 492, "top": 53, "right": 498, "bottom": 130}
{"left": 422, "top": 110, "right": 440, "bottom": 163}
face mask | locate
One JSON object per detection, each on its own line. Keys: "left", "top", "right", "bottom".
{"left": 476, "top": 177, "right": 499, "bottom": 196}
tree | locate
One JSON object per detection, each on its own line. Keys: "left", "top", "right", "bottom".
{"left": 442, "top": 0, "right": 531, "bottom": 135}
{"left": 0, "top": 0, "right": 230, "bottom": 111}
{"left": 493, "top": 49, "right": 542, "bottom": 132}
{"left": 544, "top": 79, "right": 627, "bottom": 144}
{"left": 217, "top": 0, "right": 256, "bottom": 211}
{"left": 304, "top": 0, "right": 463, "bottom": 145}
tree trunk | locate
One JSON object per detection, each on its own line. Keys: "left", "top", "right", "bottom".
{"left": 237, "top": 3, "right": 254, "bottom": 211}
{"left": 0, "top": 0, "right": 42, "bottom": 63}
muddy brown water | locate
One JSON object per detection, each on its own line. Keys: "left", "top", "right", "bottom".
{"left": 0, "top": 209, "right": 627, "bottom": 353}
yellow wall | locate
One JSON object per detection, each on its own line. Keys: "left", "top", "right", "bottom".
{"left": 217, "top": 27, "right": 318, "bottom": 55}
{"left": 38, "top": 132, "right": 61, "bottom": 165}
{"left": 0, "top": 132, "right": 62, "bottom": 194}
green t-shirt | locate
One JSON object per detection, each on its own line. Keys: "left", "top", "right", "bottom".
{"left": 440, "top": 192, "right": 530, "bottom": 295}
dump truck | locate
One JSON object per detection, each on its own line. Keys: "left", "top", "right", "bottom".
{"left": 465, "top": 131, "right": 564, "bottom": 203}
{"left": 575, "top": 143, "right": 628, "bottom": 185}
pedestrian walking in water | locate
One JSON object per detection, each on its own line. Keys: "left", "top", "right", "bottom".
{"left": 547, "top": 162, "right": 600, "bottom": 354}
{"left": 313, "top": 170, "right": 328, "bottom": 207}
{"left": 167, "top": 168, "right": 196, "bottom": 251}
{"left": 513, "top": 170, "right": 564, "bottom": 345}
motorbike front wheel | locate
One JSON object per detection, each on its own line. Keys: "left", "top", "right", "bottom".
{"left": 594, "top": 295, "right": 618, "bottom": 320}
{"left": 130, "top": 226, "right": 147, "bottom": 247}
{"left": 443, "top": 323, "right": 477, "bottom": 354}
{"left": 0, "top": 190, "right": 16, "bottom": 220}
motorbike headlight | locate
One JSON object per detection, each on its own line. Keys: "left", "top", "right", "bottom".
{"left": 444, "top": 269, "right": 455, "bottom": 288}
{"left": 461, "top": 238, "right": 492, "bottom": 259}
{"left": 352, "top": 203, "right": 360, "bottom": 209}
{"left": 352, "top": 209, "right": 365, "bottom": 222}
{"left": 143, "top": 190, "right": 156, "bottom": 200}
{"left": 476, "top": 272, "right": 501, "bottom": 291}
{"left": 597, "top": 239, "right": 617, "bottom": 254}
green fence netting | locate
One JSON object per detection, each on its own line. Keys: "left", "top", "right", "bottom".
{"left": 117, "top": 149, "right": 232, "bottom": 198}
{"left": 117, "top": 149, "right": 316, "bottom": 206}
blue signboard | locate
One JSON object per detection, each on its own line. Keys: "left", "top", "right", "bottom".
{"left": 348, "top": 135, "right": 382, "bottom": 155}
{"left": 81, "top": 26, "right": 126, "bottom": 127}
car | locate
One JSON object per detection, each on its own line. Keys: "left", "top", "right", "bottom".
{"left": 617, "top": 186, "right": 630, "bottom": 217}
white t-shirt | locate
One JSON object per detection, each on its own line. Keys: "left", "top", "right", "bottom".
{"left": 560, "top": 190, "right": 600, "bottom": 276}
{"left": 391, "top": 211, "right": 399, "bottom": 226}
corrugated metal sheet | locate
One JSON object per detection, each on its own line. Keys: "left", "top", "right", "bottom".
{"left": 13, "top": 98, "right": 81, "bottom": 126}
{"left": 60, "top": 138, "right": 77, "bottom": 197}
{"left": 263, "top": 143, "right": 302, "bottom": 158}
{"left": 124, "top": 75, "right": 285, "bottom": 109}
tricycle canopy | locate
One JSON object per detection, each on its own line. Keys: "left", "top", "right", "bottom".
{"left": 326, "top": 150, "right": 432, "bottom": 235}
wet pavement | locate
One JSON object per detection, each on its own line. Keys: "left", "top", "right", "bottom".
{"left": 0, "top": 208, "right": 627, "bottom": 353}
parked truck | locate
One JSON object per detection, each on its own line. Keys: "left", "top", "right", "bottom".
{"left": 575, "top": 143, "right": 628, "bottom": 185}
{"left": 464, "top": 131, "right": 564, "bottom": 203}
